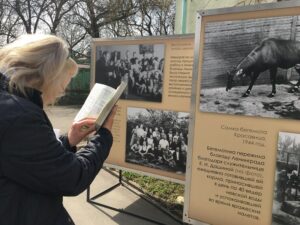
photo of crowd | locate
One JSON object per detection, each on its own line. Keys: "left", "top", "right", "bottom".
{"left": 125, "top": 107, "right": 189, "bottom": 173}
{"left": 95, "top": 43, "right": 165, "bottom": 102}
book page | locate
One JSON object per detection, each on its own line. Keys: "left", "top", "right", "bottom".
{"left": 74, "top": 83, "right": 116, "bottom": 122}
{"left": 95, "top": 81, "right": 127, "bottom": 128}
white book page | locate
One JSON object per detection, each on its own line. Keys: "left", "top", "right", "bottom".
{"left": 95, "top": 81, "right": 128, "bottom": 129}
{"left": 74, "top": 83, "right": 116, "bottom": 122}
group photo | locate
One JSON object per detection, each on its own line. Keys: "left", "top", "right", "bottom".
{"left": 95, "top": 43, "right": 165, "bottom": 102}
{"left": 125, "top": 107, "right": 189, "bottom": 173}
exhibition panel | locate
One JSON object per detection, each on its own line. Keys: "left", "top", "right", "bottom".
{"left": 91, "top": 35, "right": 194, "bottom": 183}
{"left": 184, "top": 1, "right": 300, "bottom": 225}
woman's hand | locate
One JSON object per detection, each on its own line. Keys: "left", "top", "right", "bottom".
{"left": 68, "top": 106, "right": 117, "bottom": 147}
{"left": 68, "top": 118, "right": 96, "bottom": 147}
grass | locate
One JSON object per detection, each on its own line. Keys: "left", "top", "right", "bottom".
{"left": 122, "top": 171, "right": 185, "bottom": 217}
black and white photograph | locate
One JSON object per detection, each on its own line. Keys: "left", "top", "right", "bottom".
{"left": 95, "top": 43, "right": 165, "bottom": 102}
{"left": 199, "top": 15, "right": 300, "bottom": 120}
{"left": 125, "top": 107, "right": 189, "bottom": 173}
{"left": 273, "top": 132, "right": 300, "bottom": 225}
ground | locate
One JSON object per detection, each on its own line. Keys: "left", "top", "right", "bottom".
{"left": 200, "top": 84, "right": 300, "bottom": 119}
{"left": 45, "top": 105, "right": 80, "bottom": 133}
{"left": 45, "top": 105, "right": 185, "bottom": 219}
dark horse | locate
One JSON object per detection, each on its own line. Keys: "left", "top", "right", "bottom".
{"left": 226, "top": 38, "right": 300, "bottom": 97}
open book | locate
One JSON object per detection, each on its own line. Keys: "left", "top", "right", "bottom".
{"left": 74, "top": 81, "right": 127, "bottom": 130}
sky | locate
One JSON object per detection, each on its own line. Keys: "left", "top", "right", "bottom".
{"left": 279, "top": 131, "right": 300, "bottom": 145}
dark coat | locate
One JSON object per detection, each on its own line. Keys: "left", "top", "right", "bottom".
{"left": 0, "top": 73, "right": 113, "bottom": 225}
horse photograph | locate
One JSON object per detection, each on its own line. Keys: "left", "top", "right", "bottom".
{"left": 199, "top": 15, "right": 300, "bottom": 120}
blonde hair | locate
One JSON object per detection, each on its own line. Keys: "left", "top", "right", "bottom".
{"left": 0, "top": 34, "right": 78, "bottom": 104}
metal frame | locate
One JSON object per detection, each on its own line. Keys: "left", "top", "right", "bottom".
{"left": 104, "top": 161, "right": 185, "bottom": 185}
{"left": 183, "top": 1, "right": 300, "bottom": 225}
{"left": 183, "top": 9, "right": 209, "bottom": 225}
{"left": 87, "top": 168, "right": 185, "bottom": 225}
{"left": 198, "top": 0, "right": 300, "bottom": 17}
{"left": 92, "top": 33, "right": 195, "bottom": 44}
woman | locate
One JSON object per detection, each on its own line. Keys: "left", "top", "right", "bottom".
{"left": 139, "top": 140, "right": 148, "bottom": 158}
{"left": 162, "top": 146, "right": 175, "bottom": 168}
{"left": 129, "top": 125, "right": 139, "bottom": 146}
{"left": 130, "top": 140, "right": 141, "bottom": 155}
{"left": 0, "top": 34, "right": 116, "bottom": 225}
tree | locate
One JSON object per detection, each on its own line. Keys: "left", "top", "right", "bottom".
{"left": 278, "top": 135, "right": 294, "bottom": 161}
{"left": 8, "top": 0, "right": 51, "bottom": 34}
{"left": 124, "top": 0, "right": 176, "bottom": 36}
{"left": 42, "top": 0, "right": 79, "bottom": 34}
{"left": 58, "top": 15, "right": 89, "bottom": 60}
{"left": 0, "top": 1, "right": 20, "bottom": 44}
{"left": 73, "top": 0, "right": 137, "bottom": 38}
{"left": 128, "top": 109, "right": 189, "bottom": 134}
{"left": 0, "top": 0, "right": 176, "bottom": 54}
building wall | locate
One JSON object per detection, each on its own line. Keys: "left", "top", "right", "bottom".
{"left": 175, "top": 0, "right": 277, "bottom": 34}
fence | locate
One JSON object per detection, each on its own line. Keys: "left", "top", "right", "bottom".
{"left": 201, "top": 15, "right": 300, "bottom": 88}
{"left": 58, "top": 64, "right": 90, "bottom": 105}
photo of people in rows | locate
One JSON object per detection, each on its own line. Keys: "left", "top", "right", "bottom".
{"left": 126, "top": 107, "right": 189, "bottom": 174}
{"left": 95, "top": 44, "right": 165, "bottom": 102}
